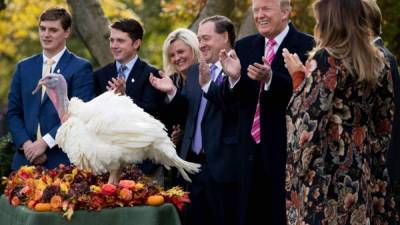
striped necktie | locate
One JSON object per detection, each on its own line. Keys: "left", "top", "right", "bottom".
{"left": 251, "top": 39, "right": 277, "bottom": 144}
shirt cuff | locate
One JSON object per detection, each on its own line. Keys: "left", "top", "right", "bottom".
{"left": 229, "top": 76, "right": 240, "bottom": 89}
{"left": 166, "top": 88, "right": 177, "bottom": 103}
{"left": 263, "top": 72, "right": 273, "bottom": 91}
{"left": 201, "top": 80, "right": 212, "bottom": 93}
{"left": 42, "top": 134, "right": 56, "bottom": 148}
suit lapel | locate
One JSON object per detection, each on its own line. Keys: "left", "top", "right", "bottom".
{"left": 203, "top": 69, "right": 224, "bottom": 117}
{"left": 188, "top": 64, "right": 204, "bottom": 120}
{"left": 42, "top": 50, "right": 71, "bottom": 104}
{"left": 110, "top": 62, "right": 118, "bottom": 80}
{"left": 253, "top": 35, "right": 265, "bottom": 65}
{"left": 126, "top": 58, "right": 143, "bottom": 91}
{"left": 33, "top": 55, "right": 44, "bottom": 112}
{"left": 252, "top": 35, "right": 266, "bottom": 93}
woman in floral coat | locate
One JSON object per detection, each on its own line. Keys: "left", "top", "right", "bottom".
{"left": 283, "top": 0, "right": 399, "bottom": 224}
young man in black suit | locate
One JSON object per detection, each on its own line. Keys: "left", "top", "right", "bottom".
{"left": 93, "top": 19, "right": 164, "bottom": 117}
{"left": 93, "top": 18, "right": 164, "bottom": 179}
{"left": 215, "top": 0, "right": 314, "bottom": 224}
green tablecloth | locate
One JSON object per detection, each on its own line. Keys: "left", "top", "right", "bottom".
{"left": 0, "top": 195, "right": 181, "bottom": 225}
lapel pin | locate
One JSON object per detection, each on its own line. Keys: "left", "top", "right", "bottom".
{"left": 56, "top": 69, "right": 60, "bottom": 74}
{"left": 131, "top": 78, "right": 135, "bottom": 83}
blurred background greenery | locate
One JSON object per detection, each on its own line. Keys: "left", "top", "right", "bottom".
{"left": 0, "top": 0, "right": 399, "bottom": 111}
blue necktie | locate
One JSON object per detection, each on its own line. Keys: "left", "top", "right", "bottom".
{"left": 192, "top": 64, "right": 217, "bottom": 154}
{"left": 215, "top": 71, "right": 224, "bottom": 84}
{"left": 118, "top": 64, "right": 128, "bottom": 79}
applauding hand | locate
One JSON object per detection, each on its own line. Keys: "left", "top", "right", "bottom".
{"left": 149, "top": 71, "right": 176, "bottom": 95}
{"left": 247, "top": 56, "right": 272, "bottom": 82}
{"left": 198, "top": 58, "right": 211, "bottom": 87}
{"left": 282, "top": 48, "right": 305, "bottom": 75}
{"left": 219, "top": 49, "right": 241, "bottom": 83}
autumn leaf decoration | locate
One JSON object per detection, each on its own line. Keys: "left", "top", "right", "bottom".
{"left": 3, "top": 165, "right": 189, "bottom": 220}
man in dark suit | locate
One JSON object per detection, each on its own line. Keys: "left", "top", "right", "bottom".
{"left": 363, "top": 0, "right": 400, "bottom": 188}
{"left": 94, "top": 18, "right": 164, "bottom": 180}
{"left": 93, "top": 19, "right": 164, "bottom": 117}
{"left": 215, "top": 0, "right": 314, "bottom": 224}
{"left": 7, "top": 7, "right": 94, "bottom": 170}
{"left": 150, "top": 15, "right": 239, "bottom": 225}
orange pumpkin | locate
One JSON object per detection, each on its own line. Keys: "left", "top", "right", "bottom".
{"left": 50, "top": 195, "right": 62, "bottom": 209}
{"left": 146, "top": 195, "right": 164, "bottom": 206}
{"left": 34, "top": 203, "right": 52, "bottom": 212}
{"left": 27, "top": 200, "right": 36, "bottom": 209}
{"left": 11, "top": 196, "right": 20, "bottom": 206}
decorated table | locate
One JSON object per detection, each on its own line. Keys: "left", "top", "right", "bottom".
{"left": 0, "top": 195, "right": 181, "bottom": 225}
{"left": 0, "top": 165, "right": 187, "bottom": 225}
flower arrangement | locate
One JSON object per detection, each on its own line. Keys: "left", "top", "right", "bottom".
{"left": 2, "top": 164, "right": 189, "bottom": 220}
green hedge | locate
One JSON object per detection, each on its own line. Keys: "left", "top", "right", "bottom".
{"left": 0, "top": 133, "right": 14, "bottom": 193}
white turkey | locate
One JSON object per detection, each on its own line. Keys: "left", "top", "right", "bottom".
{"left": 33, "top": 74, "right": 200, "bottom": 184}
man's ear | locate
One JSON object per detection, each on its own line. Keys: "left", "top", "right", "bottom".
{"left": 281, "top": 5, "right": 291, "bottom": 21}
{"left": 133, "top": 39, "right": 142, "bottom": 50}
{"left": 64, "top": 28, "right": 71, "bottom": 39}
{"left": 223, "top": 31, "right": 229, "bottom": 45}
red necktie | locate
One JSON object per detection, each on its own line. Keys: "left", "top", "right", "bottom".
{"left": 251, "top": 39, "right": 277, "bottom": 144}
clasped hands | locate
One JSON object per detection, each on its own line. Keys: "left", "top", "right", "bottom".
{"left": 22, "top": 139, "right": 48, "bottom": 165}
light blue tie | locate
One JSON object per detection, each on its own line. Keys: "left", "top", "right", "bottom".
{"left": 118, "top": 64, "right": 128, "bottom": 79}
{"left": 192, "top": 64, "right": 217, "bottom": 154}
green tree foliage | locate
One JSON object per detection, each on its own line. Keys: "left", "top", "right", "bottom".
{"left": 0, "top": 0, "right": 135, "bottom": 108}
{"left": 0, "top": 133, "right": 14, "bottom": 193}
{"left": 0, "top": 0, "right": 399, "bottom": 108}
{"left": 378, "top": 0, "right": 400, "bottom": 60}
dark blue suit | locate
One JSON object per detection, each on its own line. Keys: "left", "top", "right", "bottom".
{"left": 172, "top": 64, "right": 239, "bottom": 225}
{"left": 7, "top": 50, "right": 94, "bottom": 170}
{"left": 227, "top": 24, "right": 314, "bottom": 225}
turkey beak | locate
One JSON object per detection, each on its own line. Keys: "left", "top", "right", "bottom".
{"left": 32, "top": 80, "right": 45, "bottom": 95}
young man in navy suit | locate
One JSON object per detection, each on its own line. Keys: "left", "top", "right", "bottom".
{"left": 7, "top": 7, "right": 94, "bottom": 170}
{"left": 93, "top": 19, "right": 164, "bottom": 117}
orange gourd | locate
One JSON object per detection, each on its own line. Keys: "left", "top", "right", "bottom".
{"left": 146, "top": 195, "right": 164, "bottom": 206}
{"left": 34, "top": 203, "right": 52, "bottom": 212}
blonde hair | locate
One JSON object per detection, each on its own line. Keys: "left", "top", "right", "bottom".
{"left": 162, "top": 28, "right": 200, "bottom": 76}
{"left": 311, "top": 0, "right": 384, "bottom": 85}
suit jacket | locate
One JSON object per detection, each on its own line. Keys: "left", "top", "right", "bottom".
{"left": 7, "top": 50, "right": 94, "bottom": 170}
{"left": 375, "top": 37, "right": 400, "bottom": 187}
{"left": 172, "top": 64, "right": 240, "bottom": 183}
{"left": 231, "top": 24, "right": 314, "bottom": 225}
{"left": 93, "top": 58, "right": 165, "bottom": 117}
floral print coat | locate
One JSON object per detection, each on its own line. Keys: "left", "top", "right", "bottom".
{"left": 285, "top": 49, "right": 399, "bottom": 225}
